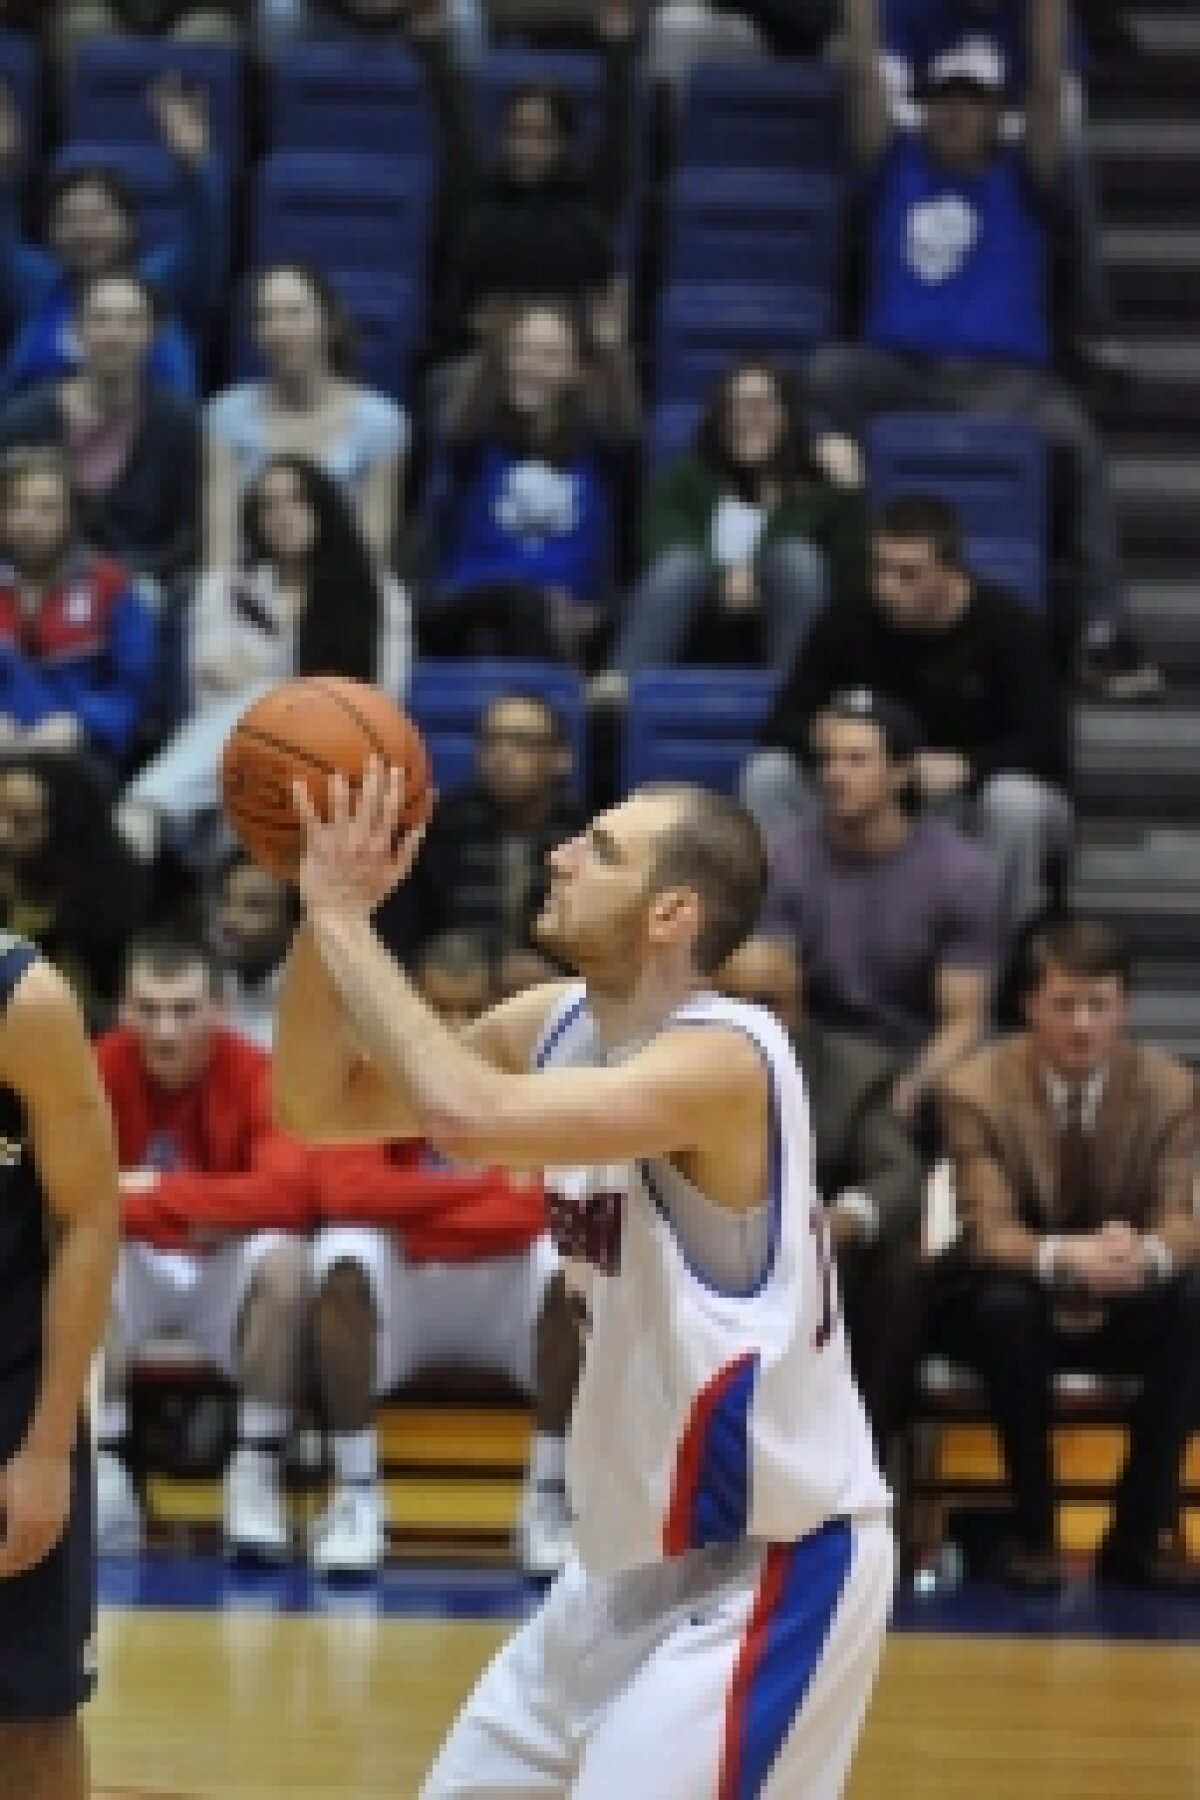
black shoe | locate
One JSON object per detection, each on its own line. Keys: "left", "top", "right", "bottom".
{"left": 1080, "top": 627, "right": 1165, "bottom": 703}
{"left": 1095, "top": 1537, "right": 1200, "bottom": 1595}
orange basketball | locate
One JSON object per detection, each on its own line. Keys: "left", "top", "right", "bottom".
{"left": 220, "top": 676, "right": 433, "bottom": 881}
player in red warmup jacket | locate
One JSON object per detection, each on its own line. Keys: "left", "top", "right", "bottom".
{"left": 94, "top": 929, "right": 313, "bottom": 1562}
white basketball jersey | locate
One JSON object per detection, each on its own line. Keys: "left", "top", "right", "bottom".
{"left": 534, "top": 984, "right": 891, "bottom": 1578}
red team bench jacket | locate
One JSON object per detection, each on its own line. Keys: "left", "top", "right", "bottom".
{"left": 96, "top": 1027, "right": 313, "bottom": 1250}
{"left": 311, "top": 1142, "right": 547, "bottom": 1264}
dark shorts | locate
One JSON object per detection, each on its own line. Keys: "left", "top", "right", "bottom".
{"left": 0, "top": 1358, "right": 96, "bottom": 1720}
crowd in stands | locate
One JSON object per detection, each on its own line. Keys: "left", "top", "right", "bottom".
{"left": 0, "top": 0, "right": 1194, "bottom": 1592}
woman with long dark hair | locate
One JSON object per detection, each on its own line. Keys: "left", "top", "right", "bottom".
{"left": 205, "top": 263, "right": 408, "bottom": 571}
{"left": 120, "top": 454, "right": 410, "bottom": 860}
{"left": 612, "top": 358, "right": 865, "bottom": 675}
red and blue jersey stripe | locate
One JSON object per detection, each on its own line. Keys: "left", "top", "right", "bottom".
{"left": 663, "top": 1353, "right": 759, "bottom": 1556}
{"left": 718, "top": 1520, "right": 854, "bottom": 1800}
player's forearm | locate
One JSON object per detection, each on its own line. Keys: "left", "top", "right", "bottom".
{"left": 308, "top": 908, "right": 506, "bottom": 1147}
{"left": 275, "top": 924, "right": 377, "bottom": 1135}
{"left": 27, "top": 1208, "right": 118, "bottom": 1458}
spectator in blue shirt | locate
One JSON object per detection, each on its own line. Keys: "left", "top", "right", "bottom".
{"left": 806, "top": 0, "right": 1158, "bottom": 702}
{"left": 424, "top": 296, "right": 638, "bottom": 665}
{"left": 879, "top": 0, "right": 1113, "bottom": 351}
{"left": 0, "top": 77, "right": 222, "bottom": 403}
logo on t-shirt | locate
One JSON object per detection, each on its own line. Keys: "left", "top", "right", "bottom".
{"left": 494, "top": 460, "right": 580, "bottom": 542}
{"left": 907, "top": 194, "right": 979, "bottom": 284}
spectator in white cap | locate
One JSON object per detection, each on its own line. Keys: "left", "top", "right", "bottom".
{"left": 806, "top": 0, "right": 1160, "bottom": 702}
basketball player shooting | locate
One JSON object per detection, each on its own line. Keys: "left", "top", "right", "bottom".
{"left": 276, "top": 759, "right": 894, "bottom": 1799}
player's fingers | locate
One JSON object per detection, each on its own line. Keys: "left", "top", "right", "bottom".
{"left": 371, "top": 763, "right": 403, "bottom": 855}
{"left": 330, "top": 771, "right": 352, "bottom": 836}
{"left": 291, "top": 779, "right": 320, "bottom": 835}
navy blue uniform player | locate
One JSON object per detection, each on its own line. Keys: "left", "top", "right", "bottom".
{"left": 0, "top": 933, "right": 119, "bottom": 1799}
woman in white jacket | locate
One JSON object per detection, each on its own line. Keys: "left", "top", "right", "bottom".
{"left": 121, "top": 453, "right": 411, "bottom": 858}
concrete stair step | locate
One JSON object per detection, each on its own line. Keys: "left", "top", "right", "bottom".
{"left": 1073, "top": 702, "right": 1200, "bottom": 818}
{"left": 1125, "top": 988, "right": 1200, "bottom": 1065}
{"left": 1094, "top": 119, "right": 1200, "bottom": 224}
{"left": 1105, "top": 225, "right": 1200, "bottom": 321}
{"left": 1125, "top": 577, "right": 1200, "bottom": 677}
{"left": 1111, "top": 453, "right": 1200, "bottom": 555}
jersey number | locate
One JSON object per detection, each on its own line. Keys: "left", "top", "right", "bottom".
{"left": 546, "top": 1186, "right": 623, "bottom": 1275}
{"left": 810, "top": 1208, "right": 838, "bottom": 1350}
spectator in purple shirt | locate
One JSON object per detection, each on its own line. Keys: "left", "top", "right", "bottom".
{"left": 760, "top": 688, "right": 996, "bottom": 1130}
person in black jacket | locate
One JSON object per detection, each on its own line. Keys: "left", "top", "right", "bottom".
{"left": 741, "top": 494, "right": 1072, "bottom": 952}
{"left": 375, "top": 690, "right": 585, "bottom": 970}
{"left": 416, "top": 0, "right": 638, "bottom": 351}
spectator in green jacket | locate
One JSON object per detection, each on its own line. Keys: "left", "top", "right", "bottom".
{"left": 611, "top": 359, "right": 866, "bottom": 678}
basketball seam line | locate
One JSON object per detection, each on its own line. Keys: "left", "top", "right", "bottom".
{"left": 231, "top": 722, "right": 338, "bottom": 775}
{"left": 314, "top": 678, "right": 429, "bottom": 807}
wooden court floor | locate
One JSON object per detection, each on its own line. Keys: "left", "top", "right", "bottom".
{"left": 88, "top": 1602, "right": 1200, "bottom": 1799}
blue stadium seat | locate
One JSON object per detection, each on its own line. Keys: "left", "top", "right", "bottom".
{"left": 676, "top": 61, "right": 846, "bottom": 175}
{"left": 251, "top": 152, "right": 432, "bottom": 278}
{"left": 49, "top": 143, "right": 227, "bottom": 279}
{"left": 654, "top": 283, "right": 834, "bottom": 408}
{"left": 622, "top": 670, "right": 781, "bottom": 797}
{"left": 267, "top": 43, "right": 434, "bottom": 162}
{"left": 66, "top": 39, "right": 243, "bottom": 178}
{"left": 647, "top": 399, "right": 702, "bottom": 477}
{"left": 0, "top": 31, "right": 38, "bottom": 186}
{"left": 667, "top": 167, "right": 843, "bottom": 290}
{"left": 476, "top": 51, "right": 604, "bottom": 168}
{"left": 230, "top": 269, "right": 422, "bottom": 402}
{"left": 866, "top": 413, "right": 1047, "bottom": 608}
{"left": 408, "top": 660, "right": 587, "bottom": 800}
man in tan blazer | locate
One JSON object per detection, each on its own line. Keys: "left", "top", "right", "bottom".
{"left": 934, "top": 916, "right": 1199, "bottom": 1593}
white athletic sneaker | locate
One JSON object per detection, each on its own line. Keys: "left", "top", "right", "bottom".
{"left": 96, "top": 1450, "right": 143, "bottom": 1556}
{"left": 223, "top": 1449, "right": 290, "bottom": 1562}
{"left": 517, "top": 1482, "right": 573, "bottom": 1578}
{"left": 310, "top": 1483, "right": 386, "bottom": 1576}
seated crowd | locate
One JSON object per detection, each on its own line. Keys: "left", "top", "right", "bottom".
{"left": 0, "top": 0, "right": 1192, "bottom": 1592}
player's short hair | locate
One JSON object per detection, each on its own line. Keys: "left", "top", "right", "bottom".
{"left": 1026, "top": 916, "right": 1131, "bottom": 992}
{"left": 125, "top": 928, "right": 219, "bottom": 995}
{"left": 873, "top": 493, "right": 965, "bottom": 571}
{"left": 645, "top": 785, "right": 767, "bottom": 975}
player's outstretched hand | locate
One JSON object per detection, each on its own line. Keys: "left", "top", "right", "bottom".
{"left": 0, "top": 1446, "right": 71, "bottom": 1579}
{"left": 294, "top": 756, "right": 426, "bottom": 920}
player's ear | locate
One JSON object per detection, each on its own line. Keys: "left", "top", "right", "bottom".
{"left": 647, "top": 885, "right": 700, "bottom": 952}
